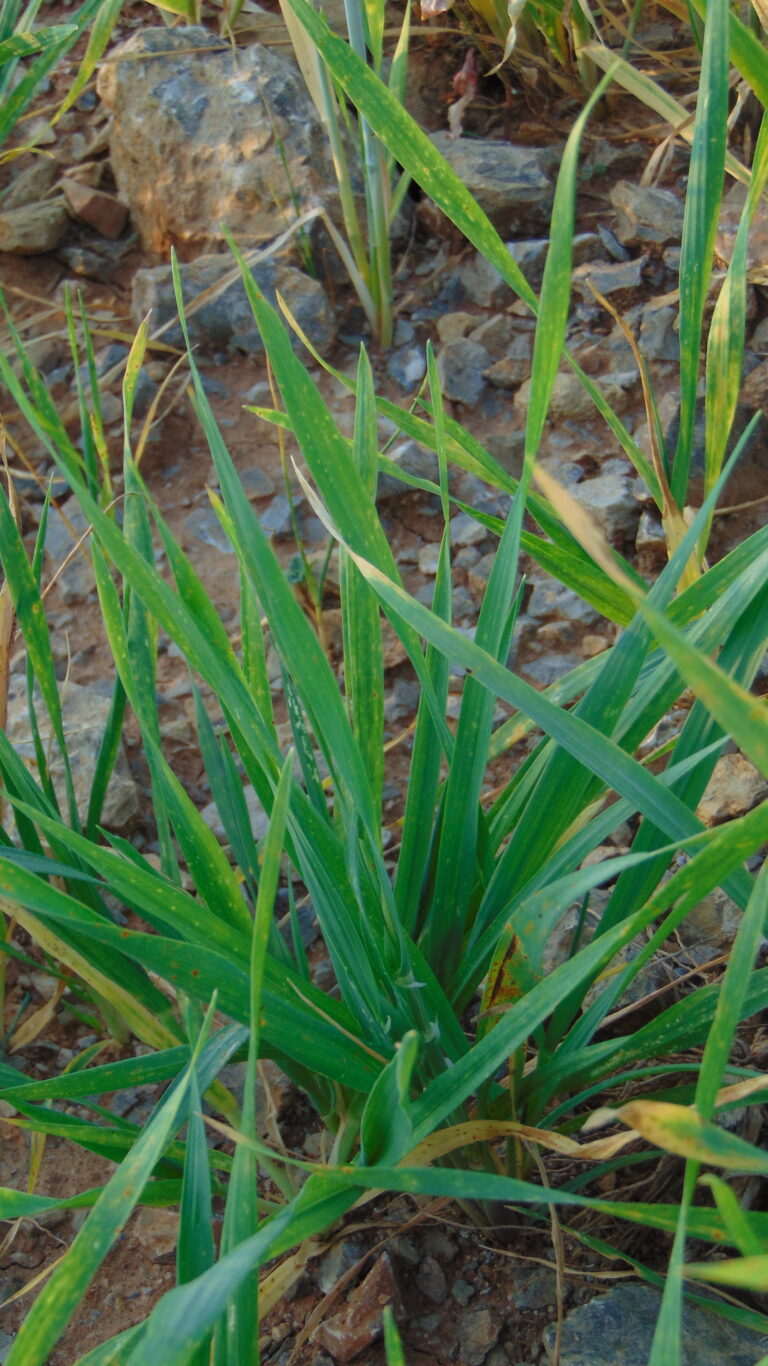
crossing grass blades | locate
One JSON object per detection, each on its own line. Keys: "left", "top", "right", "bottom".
{"left": 3, "top": 0, "right": 768, "bottom": 1359}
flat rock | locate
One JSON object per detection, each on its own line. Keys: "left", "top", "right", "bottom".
{"left": 0, "top": 199, "right": 68, "bottom": 254}
{"left": 610, "top": 180, "right": 685, "bottom": 248}
{"left": 544, "top": 1282, "right": 768, "bottom": 1365}
{"left": 6, "top": 680, "right": 139, "bottom": 832}
{"left": 427, "top": 133, "right": 555, "bottom": 237}
{"left": 132, "top": 254, "right": 334, "bottom": 357}
{"left": 571, "top": 255, "right": 648, "bottom": 299}
{"left": 97, "top": 26, "right": 340, "bottom": 253}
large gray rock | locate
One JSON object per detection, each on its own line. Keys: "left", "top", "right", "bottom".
{"left": 97, "top": 26, "right": 338, "bottom": 253}
{"left": 427, "top": 133, "right": 556, "bottom": 237}
{"left": 132, "top": 254, "right": 335, "bottom": 357}
{"left": 544, "top": 1282, "right": 768, "bottom": 1365}
{"left": 6, "top": 681, "right": 139, "bottom": 832}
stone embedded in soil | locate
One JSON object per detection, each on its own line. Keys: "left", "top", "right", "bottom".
{"left": 521, "top": 652, "right": 584, "bottom": 686}
{"left": 459, "top": 1307, "right": 500, "bottom": 1366}
{"left": 716, "top": 181, "right": 768, "bottom": 276}
{"left": 610, "top": 180, "right": 685, "bottom": 248}
{"left": 5, "top": 680, "right": 140, "bottom": 833}
{"left": 527, "top": 575, "right": 600, "bottom": 625}
{"left": 97, "top": 26, "right": 340, "bottom": 253}
{"left": 436, "top": 311, "right": 476, "bottom": 343}
{"left": 427, "top": 134, "right": 555, "bottom": 238}
{"left": 437, "top": 337, "right": 491, "bottom": 405}
{"left": 696, "top": 753, "right": 768, "bottom": 826}
{"left": 132, "top": 255, "right": 335, "bottom": 359}
{"left": 310, "top": 1252, "right": 401, "bottom": 1361}
{"left": 544, "top": 1282, "right": 768, "bottom": 1365}
{"left": 515, "top": 369, "right": 597, "bottom": 422}
{"left": 377, "top": 441, "right": 439, "bottom": 500}
{"left": 3, "top": 159, "right": 57, "bottom": 209}
{"left": 185, "top": 505, "right": 234, "bottom": 553}
{"left": 44, "top": 494, "right": 96, "bottom": 605}
{"left": 0, "top": 199, "right": 69, "bottom": 254}
{"left": 415, "top": 1256, "right": 448, "bottom": 1305}
{"left": 387, "top": 343, "right": 427, "bottom": 389}
{"left": 568, "top": 460, "right": 643, "bottom": 544}
{"left": 639, "top": 299, "right": 679, "bottom": 362}
{"left": 450, "top": 511, "right": 487, "bottom": 547}
{"left": 675, "top": 886, "right": 742, "bottom": 957}
{"left": 507, "top": 230, "right": 605, "bottom": 287}
{"left": 131, "top": 1208, "right": 180, "bottom": 1263}
{"left": 571, "top": 255, "right": 648, "bottom": 299}
{"left": 200, "top": 784, "right": 268, "bottom": 844}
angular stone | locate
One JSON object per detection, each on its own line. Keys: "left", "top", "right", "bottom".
{"left": 415, "top": 1256, "right": 448, "bottom": 1305}
{"left": 310, "top": 1253, "right": 401, "bottom": 1361}
{"left": 544, "top": 1282, "right": 768, "bottom": 1365}
{"left": 0, "top": 199, "right": 68, "bottom": 254}
{"left": 61, "top": 177, "right": 128, "bottom": 239}
{"left": 450, "top": 511, "right": 487, "bottom": 546}
{"left": 527, "top": 575, "right": 600, "bottom": 625}
{"left": 515, "top": 370, "right": 594, "bottom": 421}
{"left": 427, "top": 133, "right": 555, "bottom": 237}
{"left": 570, "top": 461, "right": 642, "bottom": 544}
{"left": 696, "top": 753, "right": 768, "bottom": 826}
{"left": 459, "top": 1308, "right": 499, "bottom": 1366}
{"left": 97, "top": 26, "right": 340, "bottom": 253}
{"left": 437, "top": 337, "right": 490, "bottom": 405}
{"left": 640, "top": 299, "right": 679, "bottom": 362}
{"left": 6, "top": 681, "right": 139, "bottom": 832}
{"left": 435, "top": 311, "right": 475, "bottom": 342}
{"left": 484, "top": 331, "right": 535, "bottom": 389}
{"left": 3, "top": 159, "right": 57, "bottom": 209}
{"left": 377, "top": 440, "right": 438, "bottom": 500}
{"left": 610, "top": 180, "right": 685, "bottom": 248}
{"left": 132, "top": 255, "right": 334, "bottom": 358}
{"left": 571, "top": 255, "right": 648, "bottom": 298}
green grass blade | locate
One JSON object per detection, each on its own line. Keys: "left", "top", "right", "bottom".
{"left": 340, "top": 347, "right": 384, "bottom": 827}
{"left": 217, "top": 754, "right": 292, "bottom": 1365}
{"left": 670, "top": 0, "right": 729, "bottom": 504}
{"left": 4, "top": 1003, "right": 217, "bottom": 1366}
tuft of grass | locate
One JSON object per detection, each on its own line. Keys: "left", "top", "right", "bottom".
{"left": 0, "top": 0, "right": 767, "bottom": 1358}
